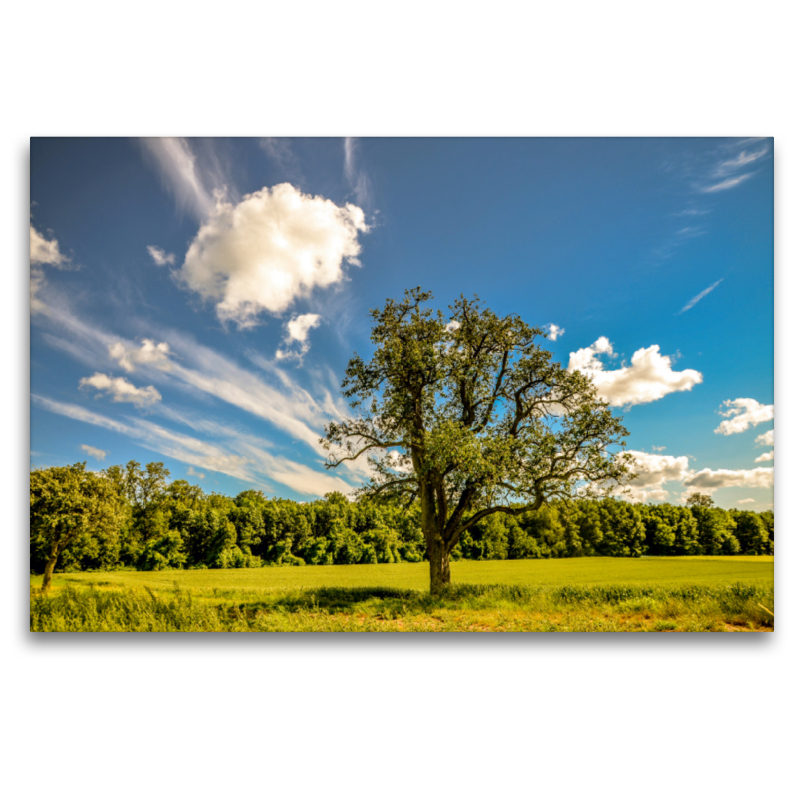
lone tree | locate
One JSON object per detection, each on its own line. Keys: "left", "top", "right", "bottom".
{"left": 322, "top": 288, "right": 634, "bottom": 594}
{"left": 30, "top": 463, "right": 125, "bottom": 591}
{"left": 684, "top": 492, "right": 714, "bottom": 508}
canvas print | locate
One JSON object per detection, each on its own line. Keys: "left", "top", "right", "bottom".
{"left": 29, "top": 137, "right": 774, "bottom": 632}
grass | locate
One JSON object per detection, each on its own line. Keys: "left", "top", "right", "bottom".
{"left": 30, "top": 557, "right": 774, "bottom": 632}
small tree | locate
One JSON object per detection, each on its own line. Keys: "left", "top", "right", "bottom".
{"left": 685, "top": 492, "right": 714, "bottom": 508}
{"left": 322, "top": 289, "right": 633, "bottom": 593}
{"left": 30, "top": 463, "right": 126, "bottom": 591}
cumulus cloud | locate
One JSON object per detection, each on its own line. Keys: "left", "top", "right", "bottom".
{"left": 715, "top": 398, "right": 774, "bottom": 435}
{"left": 615, "top": 449, "right": 692, "bottom": 502}
{"left": 109, "top": 339, "right": 172, "bottom": 372}
{"left": 187, "top": 466, "right": 206, "bottom": 480}
{"left": 755, "top": 451, "right": 774, "bottom": 463}
{"left": 446, "top": 320, "right": 461, "bottom": 332}
{"left": 31, "top": 224, "right": 69, "bottom": 267}
{"left": 30, "top": 223, "right": 71, "bottom": 314}
{"left": 568, "top": 338, "right": 702, "bottom": 407}
{"left": 679, "top": 278, "right": 723, "bottom": 313}
{"left": 545, "top": 323, "right": 565, "bottom": 341}
{"left": 275, "top": 313, "right": 322, "bottom": 361}
{"left": 80, "top": 444, "right": 107, "bottom": 461}
{"left": 176, "top": 184, "right": 369, "bottom": 328}
{"left": 684, "top": 466, "right": 773, "bottom": 491}
{"left": 79, "top": 373, "right": 161, "bottom": 407}
{"left": 147, "top": 245, "right": 175, "bottom": 266}
{"left": 755, "top": 429, "right": 774, "bottom": 447}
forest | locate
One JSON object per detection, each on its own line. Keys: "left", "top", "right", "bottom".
{"left": 30, "top": 460, "right": 774, "bottom": 577}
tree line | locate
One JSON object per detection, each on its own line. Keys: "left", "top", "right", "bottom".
{"left": 30, "top": 461, "right": 774, "bottom": 586}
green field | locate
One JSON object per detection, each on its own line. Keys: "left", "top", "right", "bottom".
{"left": 32, "top": 555, "right": 774, "bottom": 593}
{"left": 30, "top": 557, "right": 774, "bottom": 632}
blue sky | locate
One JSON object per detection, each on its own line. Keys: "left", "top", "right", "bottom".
{"left": 30, "top": 137, "right": 774, "bottom": 509}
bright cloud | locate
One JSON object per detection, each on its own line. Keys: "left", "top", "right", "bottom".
{"left": 276, "top": 313, "right": 322, "bottom": 361}
{"left": 187, "top": 466, "right": 206, "bottom": 480}
{"left": 31, "top": 224, "right": 69, "bottom": 267}
{"left": 615, "top": 449, "right": 692, "bottom": 502}
{"left": 80, "top": 444, "right": 107, "bottom": 461}
{"left": 30, "top": 223, "right": 71, "bottom": 314}
{"left": 176, "top": 183, "right": 369, "bottom": 328}
{"left": 79, "top": 373, "right": 161, "bottom": 407}
{"left": 684, "top": 466, "right": 773, "bottom": 491}
{"left": 147, "top": 245, "right": 175, "bottom": 266}
{"left": 568, "top": 338, "right": 702, "bottom": 407}
{"left": 545, "top": 323, "right": 565, "bottom": 341}
{"left": 679, "top": 278, "right": 723, "bottom": 313}
{"left": 737, "top": 498, "right": 756, "bottom": 504}
{"left": 715, "top": 398, "right": 774, "bottom": 435}
{"left": 755, "top": 451, "right": 774, "bottom": 463}
{"left": 109, "top": 339, "right": 172, "bottom": 372}
{"left": 755, "top": 429, "right": 774, "bottom": 447}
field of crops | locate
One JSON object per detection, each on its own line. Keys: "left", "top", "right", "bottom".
{"left": 30, "top": 556, "right": 774, "bottom": 632}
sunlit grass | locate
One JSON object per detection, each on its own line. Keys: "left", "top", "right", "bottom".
{"left": 30, "top": 557, "right": 774, "bottom": 632}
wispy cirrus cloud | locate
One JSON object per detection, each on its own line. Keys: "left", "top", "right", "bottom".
{"left": 139, "top": 137, "right": 235, "bottom": 220}
{"left": 679, "top": 278, "right": 724, "bottom": 314}
{"left": 32, "top": 395, "right": 356, "bottom": 497}
{"left": 344, "top": 137, "right": 373, "bottom": 210}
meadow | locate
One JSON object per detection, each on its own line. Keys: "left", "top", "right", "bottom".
{"left": 30, "top": 556, "right": 774, "bottom": 632}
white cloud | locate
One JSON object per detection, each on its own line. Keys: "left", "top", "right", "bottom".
{"left": 32, "top": 395, "right": 356, "bottom": 497}
{"left": 755, "top": 429, "right": 774, "bottom": 447}
{"left": 651, "top": 445, "right": 666, "bottom": 452}
{"left": 754, "top": 451, "right": 774, "bottom": 463}
{"left": 344, "top": 137, "right": 372, "bottom": 209}
{"left": 147, "top": 245, "right": 176, "bottom": 266}
{"left": 80, "top": 444, "right": 107, "bottom": 461}
{"left": 109, "top": 339, "right": 172, "bottom": 372}
{"left": 700, "top": 174, "right": 755, "bottom": 193}
{"left": 79, "top": 373, "right": 161, "bottom": 407}
{"left": 31, "top": 224, "right": 69, "bottom": 267}
{"left": 715, "top": 398, "right": 773, "bottom": 435}
{"left": 30, "top": 223, "right": 71, "bottom": 314}
{"left": 713, "top": 146, "right": 770, "bottom": 178}
{"left": 684, "top": 466, "right": 773, "bottom": 491}
{"left": 545, "top": 323, "right": 565, "bottom": 341}
{"left": 140, "top": 137, "right": 220, "bottom": 219}
{"left": 445, "top": 320, "right": 461, "bottom": 332}
{"left": 615, "top": 449, "right": 692, "bottom": 502}
{"left": 187, "top": 466, "right": 206, "bottom": 480}
{"left": 276, "top": 313, "right": 322, "bottom": 361}
{"left": 737, "top": 498, "right": 756, "bottom": 504}
{"left": 176, "top": 183, "right": 369, "bottom": 328}
{"left": 568, "top": 338, "right": 702, "bottom": 407}
{"left": 679, "top": 278, "right": 723, "bottom": 313}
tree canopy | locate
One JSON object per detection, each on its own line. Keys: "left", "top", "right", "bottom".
{"left": 322, "top": 288, "right": 634, "bottom": 592}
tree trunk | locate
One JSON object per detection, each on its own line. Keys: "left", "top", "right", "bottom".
{"left": 41, "top": 551, "right": 59, "bottom": 592}
{"left": 428, "top": 535, "right": 451, "bottom": 595}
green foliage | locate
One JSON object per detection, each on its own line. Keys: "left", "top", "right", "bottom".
{"left": 321, "top": 287, "right": 634, "bottom": 591}
{"left": 30, "top": 459, "right": 775, "bottom": 577}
